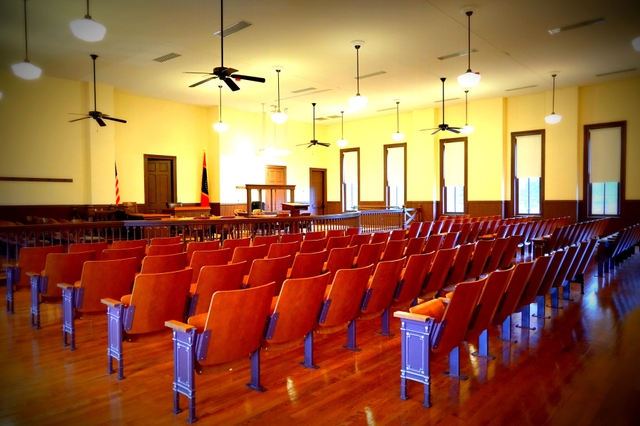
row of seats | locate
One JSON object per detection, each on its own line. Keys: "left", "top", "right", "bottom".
{"left": 596, "top": 223, "right": 640, "bottom": 276}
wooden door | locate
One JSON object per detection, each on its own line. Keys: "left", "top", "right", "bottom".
{"left": 144, "top": 155, "right": 176, "bottom": 213}
{"left": 265, "top": 165, "right": 286, "bottom": 211}
{"left": 309, "top": 168, "right": 326, "bottom": 215}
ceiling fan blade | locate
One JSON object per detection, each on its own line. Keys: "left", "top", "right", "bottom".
{"left": 183, "top": 72, "right": 215, "bottom": 75}
{"left": 420, "top": 128, "right": 438, "bottom": 132}
{"left": 102, "top": 116, "right": 127, "bottom": 124}
{"left": 431, "top": 129, "right": 441, "bottom": 135}
{"left": 214, "top": 67, "right": 238, "bottom": 77}
{"left": 68, "top": 113, "right": 89, "bottom": 116}
{"left": 447, "top": 128, "right": 461, "bottom": 133}
{"left": 69, "top": 116, "right": 91, "bottom": 123}
{"left": 94, "top": 116, "right": 107, "bottom": 127}
{"left": 224, "top": 77, "right": 240, "bottom": 91}
{"left": 296, "top": 143, "right": 309, "bottom": 146}
{"left": 317, "top": 142, "right": 331, "bottom": 147}
{"left": 307, "top": 144, "right": 312, "bottom": 148}
{"left": 231, "top": 74, "right": 266, "bottom": 83}
{"left": 189, "top": 76, "right": 218, "bottom": 88}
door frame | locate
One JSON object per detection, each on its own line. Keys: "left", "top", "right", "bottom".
{"left": 143, "top": 154, "right": 177, "bottom": 211}
{"left": 309, "top": 167, "right": 327, "bottom": 215}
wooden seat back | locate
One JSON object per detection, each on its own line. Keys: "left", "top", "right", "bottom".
{"left": 190, "top": 262, "right": 246, "bottom": 317}
{"left": 76, "top": 258, "right": 139, "bottom": 313}
{"left": 289, "top": 251, "right": 327, "bottom": 279}
{"left": 381, "top": 239, "right": 407, "bottom": 262}
{"left": 353, "top": 242, "right": 385, "bottom": 269}
{"left": 147, "top": 243, "right": 184, "bottom": 256}
{"left": 230, "top": 244, "right": 268, "bottom": 276}
{"left": 264, "top": 274, "right": 331, "bottom": 348}
{"left": 189, "top": 248, "right": 232, "bottom": 283}
{"left": 483, "top": 237, "right": 509, "bottom": 274}
{"left": 111, "top": 239, "right": 147, "bottom": 250}
{"left": 551, "top": 244, "right": 580, "bottom": 288}
{"left": 491, "top": 261, "right": 534, "bottom": 326}
{"left": 465, "top": 239, "right": 495, "bottom": 280}
{"left": 69, "top": 242, "right": 108, "bottom": 257}
{"left": 406, "top": 221, "right": 422, "bottom": 239}
{"left": 516, "top": 254, "right": 553, "bottom": 308}
{"left": 349, "top": 233, "right": 371, "bottom": 249}
{"left": 195, "top": 283, "right": 275, "bottom": 369}
{"left": 246, "top": 255, "right": 292, "bottom": 293}
{"left": 440, "top": 232, "right": 460, "bottom": 249}
{"left": 150, "top": 236, "right": 182, "bottom": 246}
{"left": 445, "top": 242, "right": 475, "bottom": 286}
{"left": 221, "top": 237, "right": 251, "bottom": 251}
{"left": 421, "top": 247, "right": 458, "bottom": 298}
{"left": 140, "top": 252, "right": 188, "bottom": 274}
{"left": 185, "top": 241, "right": 220, "bottom": 264}
{"left": 326, "top": 235, "right": 351, "bottom": 251}
{"left": 304, "top": 230, "right": 326, "bottom": 240}
{"left": 423, "top": 234, "right": 444, "bottom": 254}
{"left": 100, "top": 246, "right": 145, "bottom": 269}
{"left": 11, "top": 245, "right": 64, "bottom": 287}
{"left": 359, "top": 258, "right": 405, "bottom": 319}
{"left": 345, "top": 227, "right": 360, "bottom": 237}
{"left": 404, "top": 237, "right": 426, "bottom": 259}
{"left": 267, "top": 242, "right": 299, "bottom": 265}
{"left": 464, "top": 267, "right": 515, "bottom": 342}
{"left": 418, "top": 221, "right": 433, "bottom": 238}
{"left": 252, "top": 235, "right": 279, "bottom": 252}
{"left": 466, "top": 220, "right": 482, "bottom": 243}
{"left": 326, "top": 229, "right": 345, "bottom": 238}
{"left": 125, "top": 269, "right": 192, "bottom": 335}
{"left": 40, "top": 251, "right": 95, "bottom": 298}
{"left": 457, "top": 222, "right": 472, "bottom": 245}
{"left": 393, "top": 252, "right": 436, "bottom": 308}
{"left": 536, "top": 250, "right": 567, "bottom": 296}
{"left": 371, "top": 231, "right": 390, "bottom": 244}
{"left": 324, "top": 246, "right": 357, "bottom": 282}
{"left": 300, "top": 238, "right": 328, "bottom": 253}
{"left": 498, "top": 235, "right": 523, "bottom": 270}
{"left": 574, "top": 238, "right": 598, "bottom": 277}
{"left": 389, "top": 229, "right": 407, "bottom": 241}
{"left": 315, "top": 265, "right": 374, "bottom": 333}
{"left": 279, "top": 233, "right": 303, "bottom": 247}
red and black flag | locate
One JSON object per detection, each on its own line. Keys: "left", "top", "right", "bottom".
{"left": 200, "top": 152, "right": 209, "bottom": 207}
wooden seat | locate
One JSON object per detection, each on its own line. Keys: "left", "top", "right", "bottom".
{"left": 444, "top": 243, "right": 474, "bottom": 289}
{"left": 483, "top": 237, "right": 509, "bottom": 275}
{"left": 147, "top": 243, "right": 184, "bottom": 256}
{"left": 353, "top": 241, "right": 385, "bottom": 269}
{"left": 288, "top": 250, "right": 327, "bottom": 279}
{"left": 189, "top": 248, "right": 232, "bottom": 283}
{"left": 188, "top": 262, "right": 246, "bottom": 317}
{"left": 165, "top": 283, "right": 276, "bottom": 422}
{"left": 571, "top": 238, "right": 598, "bottom": 294}
{"left": 185, "top": 241, "right": 220, "bottom": 264}
{"left": 27, "top": 251, "right": 95, "bottom": 329}
{"left": 381, "top": 239, "right": 407, "bottom": 262}
{"left": 102, "top": 269, "right": 192, "bottom": 380}
{"left": 498, "top": 235, "right": 523, "bottom": 270}
{"left": 68, "top": 241, "right": 109, "bottom": 257}
{"left": 231, "top": 244, "right": 268, "bottom": 276}
{"left": 491, "top": 260, "right": 535, "bottom": 342}
{"left": 4, "top": 245, "right": 64, "bottom": 314}
{"left": 389, "top": 229, "right": 407, "bottom": 241}
{"left": 423, "top": 234, "right": 444, "bottom": 254}
{"left": 140, "top": 252, "right": 188, "bottom": 274}
{"left": 100, "top": 246, "right": 145, "bottom": 268}
{"left": 299, "top": 238, "right": 328, "bottom": 253}
{"left": 371, "top": 231, "right": 390, "bottom": 244}
{"left": 304, "top": 230, "right": 326, "bottom": 240}
{"left": 418, "top": 221, "right": 434, "bottom": 238}
{"left": 150, "top": 236, "right": 182, "bottom": 246}
{"left": 325, "top": 235, "right": 351, "bottom": 251}
{"left": 406, "top": 222, "right": 422, "bottom": 240}
{"left": 549, "top": 244, "right": 580, "bottom": 308}
{"left": 466, "top": 221, "right": 482, "bottom": 243}
{"left": 279, "top": 233, "right": 303, "bottom": 249}
{"left": 392, "top": 252, "right": 436, "bottom": 310}
{"left": 345, "top": 227, "right": 360, "bottom": 237}
{"left": 326, "top": 229, "right": 345, "bottom": 238}
{"left": 111, "top": 239, "right": 147, "bottom": 250}
{"left": 267, "top": 242, "right": 299, "bottom": 266}
{"left": 465, "top": 239, "right": 495, "bottom": 280}
{"left": 245, "top": 255, "right": 292, "bottom": 294}
{"left": 323, "top": 246, "right": 358, "bottom": 283}
{"left": 395, "top": 277, "right": 485, "bottom": 407}
{"left": 404, "top": 237, "right": 426, "bottom": 260}
{"left": 221, "top": 237, "right": 251, "bottom": 252}
{"left": 252, "top": 235, "right": 279, "bottom": 252}
{"left": 512, "top": 254, "right": 552, "bottom": 330}
{"left": 349, "top": 233, "right": 371, "bottom": 249}
{"left": 57, "top": 257, "right": 138, "bottom": 350}
{"left": 420, "top": 247, "right": 458, "bottom": 299}
{"left": 457, "top": 222, "right": 472, "bottom": 245}
{"left": 533, "top": 250, "right": 567, "bottom": 320}
{"left": 263, "top": 274, "right": 331, "bottom": 364}
{"left": 440, "top": 232, "right": 459, "bottom": 249}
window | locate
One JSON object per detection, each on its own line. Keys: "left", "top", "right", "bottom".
{"left": 512, "top": 131, "right": 545, "bottom": 216}
{"left": 584, "top": 122, "right": 626, "bottom": 216}
{"left": 440, "top": 138, "right": 467, "bottom": 214}
{"left": 341, "top": 148, "right": 360, "bottom": 211}
{"left": 384, "top": 143, "right": 406, "bottom": 208}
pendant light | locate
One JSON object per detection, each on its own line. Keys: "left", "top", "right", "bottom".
{"left": 270, "top": 68, "right": 287, "bottom": 124}
{"left": 544, "top": 74, "right": 562, "bottom": 124}
{"left": 349, "top": 41, "right": 368, "bottom": 110}
{"left": 213, "top": 85, "right": 228, "bottom": 132}
{"left": 457, "top": 7, "right": 481, "bottom": 88}
{"left": 11, "top": 0, "right": 42, "bottom": 80}
{"left": 69, "top": 0, "right": 106, "bottom": 42}
{"left": 391, "top": 101, "right": 405, "bottom": 141}
{"left": 460, "top": 90, "right": 474, "bottom": 134}
{"left": 337, "top": 111, "right": 348, "bottom": 147}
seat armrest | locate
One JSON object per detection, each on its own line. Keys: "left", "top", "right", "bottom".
{"left": 165, "top": 320, "right": 195, "bottom": 333}
{"left": 101, "top": 298, "right": 121, "bottom": 307}
{"left": 57, "top": 282, "right": 73, "bottom": 289}
{"left": 393, "top": 311, "right": 431, "bottom": 322}
{"left": 26, "top": 272, "right": 41, "bottom": 277}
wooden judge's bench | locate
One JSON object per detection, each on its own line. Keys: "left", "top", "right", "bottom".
{"left": 244, "top": 184, "right": 297, "bottom": 213}
{"left": 161, "top": 206, "right": 211, "bottom": 217}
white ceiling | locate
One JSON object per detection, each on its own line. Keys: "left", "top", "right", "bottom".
{"left": 1, "top": 0, "right": 639, "bottom": 123}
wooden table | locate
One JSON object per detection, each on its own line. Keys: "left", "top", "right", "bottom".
{"left": 161, "top": 206, "right": 211, "bottom": 217}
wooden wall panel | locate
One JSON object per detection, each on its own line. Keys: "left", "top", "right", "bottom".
{"left": 544, "top": 200, "right": 578, "bottom": 224}
{"left": 325, "top": 201, "right": 342, "bottom": 215}
{"left": 468, "top": 201, "right": 504, "bottom": 218}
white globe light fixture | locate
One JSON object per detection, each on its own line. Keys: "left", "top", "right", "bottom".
{"left": 391, "top": 101, "right": 405, "bottom": 141}
{"left": 349, "top": 41, "right": 368, "bottom": 110}
{"left": 460, "top": 90, "right": 474, "bottom": 134}
{"left": 457, "top": 7, "right": 481, "bottom": 88}
{"left": 12, "top": 0, "right": 42, "bottom": 80}
{"left": 270, "top": 68, "right": 288, "bottom": 124}
{"left": 337, "top": 110, "right": 348, "bottom": 147}
{"left": 69, "top": 0, "right": 106, "bottom": 42}
{"left": 544, "top": 74, "right": 562, "bottom": 124}
{"left": 213, "top": 85, "right": 228, "bottom": 133}
{"left": 632, "top": 36, "right": 640, "bottom": 52}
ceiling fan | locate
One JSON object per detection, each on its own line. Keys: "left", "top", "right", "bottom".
{"left": 421, "top": 77, "right": 461, "bottom": 135}
{"left": 183, "top": 0, "right": 265, "bottom": 91}
{"left": 297, "top": 103, "right": 330, "bottom": 148}
{"left": 68, "top": 54, "right": 127, "bottom": 127}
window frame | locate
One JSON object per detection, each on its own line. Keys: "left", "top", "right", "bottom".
{"left": 511, "top": 129, "right": 545, "bottom": 217}
{"left": 439, "top": 137, "right": 468, "bottom": 216}
{"left": 340, "top": 147, "right": 360, "bottom": 212}
{"left": 383, "top": 142, "right": 407, "bottom": 208}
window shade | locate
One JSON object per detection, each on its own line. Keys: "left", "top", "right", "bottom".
{"left": 444, "top": 141, "right": 465, "bottom": 187}
{"left": 590, "top": 127, "right": 621, "bottom": 183}
{"left": 516, "top": 134, "right": 542, "bottom": 178}
{"left": 386, "top": 147, "right": 404, "bottom": 186}
{"left": 343, "top": 151, "right": 358, "bottom": 184}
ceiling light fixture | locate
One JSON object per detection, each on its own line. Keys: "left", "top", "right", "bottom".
{"left": 11, "top": 0, "right": 42, "bottom": 80}
{"left": 457, "top": 6, "right": 481, "bottom": 88}
{"left": 633, "top": 36, "right": 640, "bottom": 52}
{"left": 545, "top": 74, "right": 562, "bottom": 124}
{"left": 392, "top": 101, "right": 405, "bottom": 141}
{"left": 69, "top": 0, "right": 106, "bottom": 42}
{"left": 337, "top": 111, "right": 348, "bottom": 147}
{"left": 213, "top": 85, "right": 228, "bottom": 132}
{"left": 271, "top": 68, "right": 287, "bottom": 124}
{"left": 460, "top": 90, "right": 474, "bottom": 134}
{"left": 349, "top": 41, "right": 368, "bottom": 110}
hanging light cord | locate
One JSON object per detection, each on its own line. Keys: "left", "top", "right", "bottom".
{"left": 466, "top": 11, "right": 473, "bottom": 72}
{"left": 312, "top": 103, "right": 316, "bottom": 140}
{"left": 92, "top": 55, "right": 98, "bottom": 112}
{"left": 341, "top": 111, "right": 345, "bottom": 138}
{"left": 22, "top": 0, "right": 29, "bottom": 61}
{"left": 276, "top": 69, "right": 282, "bottom": 112}
{"left": 218, "top": 85, "right": 223, "bottom": 121}
{"left": 220, "top": 0, "right": 224, "bottom": 68}
{"left": 396, "top": 101, "right": 400, "bottom": 132}
{"left": 551, "top": 74, "right": 557, "bottom": 114}
{"left": 355, "top": 45, "right": 361, "bottom": 95}
{"left": 85, "top": 0, "right": 91, "bottom": 18}
{"left": 464, "top": 90, "right": 469, "bottom": 125}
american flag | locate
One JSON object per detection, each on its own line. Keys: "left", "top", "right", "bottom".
{"left": 115, "top": 163, "right": 121, "bottom": 205}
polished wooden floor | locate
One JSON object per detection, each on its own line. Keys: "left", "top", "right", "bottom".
{"left": 2, "top": 251, "right": 640, "bottom": 426}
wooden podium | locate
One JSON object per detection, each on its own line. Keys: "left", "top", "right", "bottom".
{"left": 281, "top": 203, "right": 309, "bottom": 217}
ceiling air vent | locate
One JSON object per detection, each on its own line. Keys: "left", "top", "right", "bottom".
{"left": 438, "top": 49, "right": 478, "bottom": 61}
{"left": 376, "top": 107, "right": 395, "bottom": 112}
{"left": 435, "top": 97, "right": 460, "bottom": 103}
{"left": 214, "top": 21, "right": 252, "bottom": 37}
{"left": 548, "top": 17, "right": 604, "bottom": 35}
{"left": 358, "top": 71, "right": 386, "bottom": 79}
{"left": 506, "top": 85, "right": 538, "bottom": 92}
{"left": 153, "top": 53, "right": 181, "bottom": 63}
{"left": 291, "top": 87, "right": 316, "bottom": 94}
{"left": 281, "top": 88, "right": 331, "bottom": 100}
{"left": 596, "top": 68, "right": 636, "bottom": 77}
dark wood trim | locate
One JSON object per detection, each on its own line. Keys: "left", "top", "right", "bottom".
{"left": 143, "top": 154, "right": 177, "bottom": 211}
{"left": 467, "top": 201, "right": 504, "bottom": 218}
{"left": 439, "top": 137, "right": 468, "bottom": 215}
{"left": 383, "top": 142, "right": 407, "bottom": 206}
{"left": 510, "top": 129, "right": 545, "bottom": 217}
{"left": 0, "top": 177, "right": 73, "bottom": 183}
{"left": 543, "top": 200, "right": 578, "bottom": 223}
{"left": 325, "top": 201, "right": 342, "bottom": 214}
{"left": 340, "top": 147, "right": 360, "bottom": 211}
{"left": 309, "top": 167, "right": 328, "bottom": 215}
